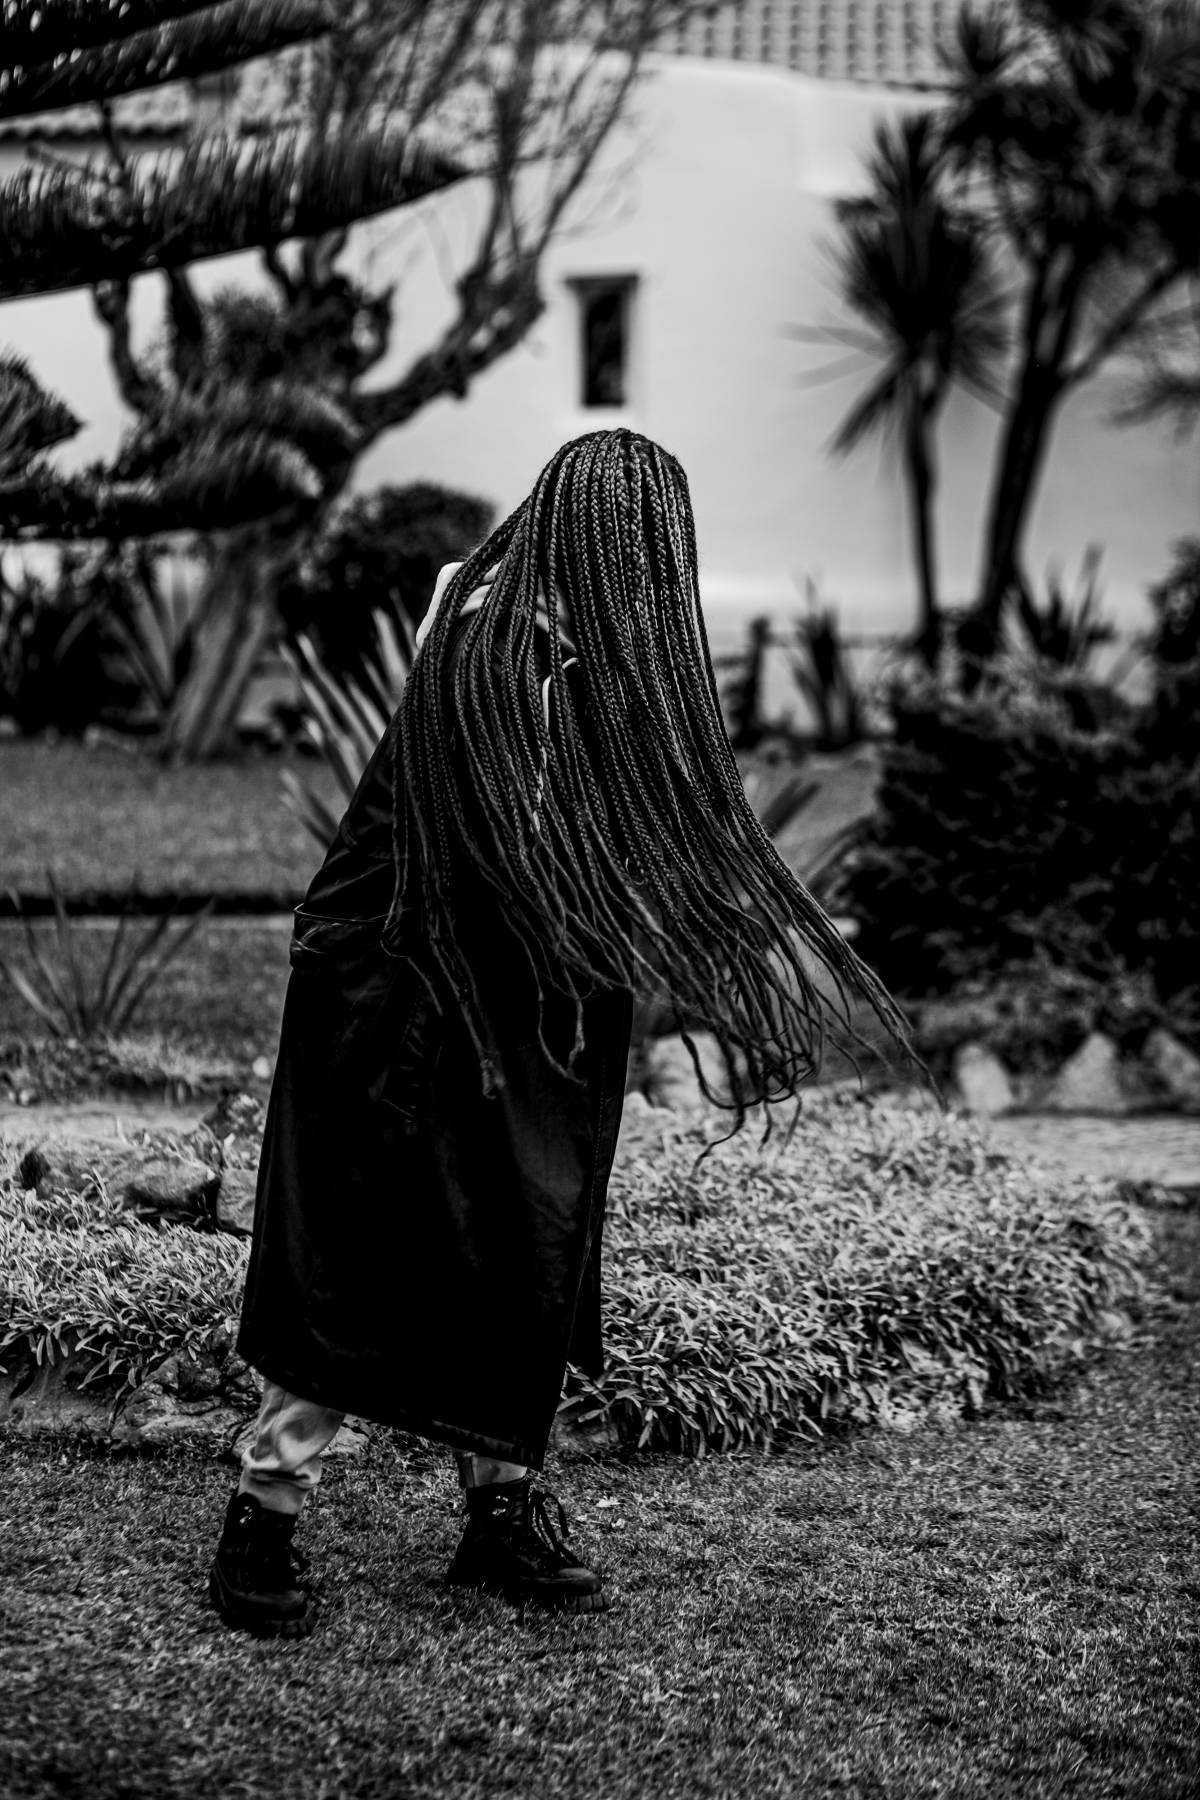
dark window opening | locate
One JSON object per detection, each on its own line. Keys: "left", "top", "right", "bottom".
{"left": 573, "top": 277, "right": 636, "bottom": 409}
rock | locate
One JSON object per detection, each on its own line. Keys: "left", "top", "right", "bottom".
{"left": 201, "top": 1089, "right": 266, "bottom": 1145}
{"left": 15, "top": 1139, "right": 140, "bottom": 1199}
{"left": 1143, "top": 1027, "right": 1200, "bottom": 1114}
{"left": 121, "top": 1156, "right": 220, "bottom": 1224}
{"left": 645, "top": 1031, "right": 730, "bottom": 1112}
{"left": 214, "top": 1168, "right": 258, "bottom": 1236}
{"left": 1040, "top": 1032, "right": 1133, "bottom": 1116}
{"left": 0, "top": 1353, "right": 115, "bottom": 1436}
{"left": 326, "top": 1420, "right": 372, "bottom": 1459}
{"left": 110, "top": 1348, "right": 254, "bottom": 1449}
{"left": 953, "top": 1042, "right": 1015, "bottom": 1117}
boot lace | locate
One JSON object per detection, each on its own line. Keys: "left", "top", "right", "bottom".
{"left": 526, "top": 1486, "right": 573, "bottom": 1564}
{"left": 487, "top": 1482, "right": 576, "bottom": 1572}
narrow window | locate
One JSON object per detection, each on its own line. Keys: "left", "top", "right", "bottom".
{"left": 572, "top": 276, "right": 637, "bottom": 409}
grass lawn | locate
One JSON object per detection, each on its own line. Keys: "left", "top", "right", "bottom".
{"left": 1, "top": 1209, "right": 1195, "bottom": 1800}
{"left": 0, "top": 919, "right": 291, "bottom": 1080}
{"left": 0, "top": 740, "right": 336, "bottom": 901}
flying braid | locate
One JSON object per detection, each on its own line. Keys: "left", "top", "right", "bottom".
{"left": 386, "top": 428, "right": 913, "bottom": 1123}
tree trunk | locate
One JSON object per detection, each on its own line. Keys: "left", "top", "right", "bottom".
{"left": 976, "top": 268, "right": 1084, "bottom": 638}
{"left": 976, "top": 371, "right": 1064, "bottom": 633}
{"left": 905, "top": 406, "right": 940, "bottom": 669}
{"left": 160, "top": 533, "right": 277, "bottom": 761}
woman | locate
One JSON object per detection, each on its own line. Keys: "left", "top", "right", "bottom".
{"left": 209, "top": 429, "right": 909, "bottom": 1638}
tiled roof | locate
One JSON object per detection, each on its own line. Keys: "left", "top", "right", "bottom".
{"left": 657, "top": 0, "right": 953, "bottom": 89}
{"left": 0, "top": 4, "right": 949, "bottom": 144}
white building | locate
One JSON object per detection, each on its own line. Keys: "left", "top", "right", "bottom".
{"left": 2, "top": 0, "right": 1195, "bottom": 661}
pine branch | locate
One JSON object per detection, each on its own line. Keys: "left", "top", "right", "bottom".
{"left": 92, "top": 277, "right": 164, "bottom": 414}
{"left": 112, "top": 378, "right": 360, "bottom": 481}
{"left": 0, "top": 123, "right": 466, "bottom": 299}
{"left": 354, "top": 258, "right": 544, "bottom": 442}
{"left": 0, "top": 0, "right": 331, "bottom": 122}
{"left": 0, "top": 355, "right": 81, "bottom": 479}
{"left": 0, "top": 442, "right": 314, "bottom": 539}
{"left": 2, "top": 0, "right": 256, "bottom": 67}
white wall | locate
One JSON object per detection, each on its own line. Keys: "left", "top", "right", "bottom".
{"left": 2, "top": 53, "right": 1196, "bottom": 644}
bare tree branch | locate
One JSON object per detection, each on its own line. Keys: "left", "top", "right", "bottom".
{"left": 91, "top": 279, "right": 164, "bottom": 415}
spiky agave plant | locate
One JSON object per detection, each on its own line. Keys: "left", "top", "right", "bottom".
{"left": 280, "top": 606, "right": 414, "bottom": 846}
{"left": 0, "top": 871, "right": 212, "bottom": 1039}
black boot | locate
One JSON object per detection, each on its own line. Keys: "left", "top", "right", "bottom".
{"left": 208, "top": 1492, "right": 314, "bottom": 1639}
{"left": 445, "top": 1476, "right": 608, "bottom": 1614}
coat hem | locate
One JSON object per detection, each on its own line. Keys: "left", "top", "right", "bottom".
{"left": 238, "top": 1338, "right": 547, "bottom": 1469}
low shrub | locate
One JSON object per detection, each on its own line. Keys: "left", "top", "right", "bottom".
{"left": 276, "top": 482, "right": 494, "bottom": 686}
{"left": 0, "top": 550, "right": 148, "bottom": 737}
{"left": 834, "top": 658, "right": 1200, "bottom": 1012}
{"left": 909, "top": 960, "right": 1168, "bottom": 1079}
{"left": 576, "top": 1091, "right": 1150, "bottom": 1453}
{"left": 1, "top": 1096, "right": 1149, "bottom": 1451}
{"left": 0, "top": 1173, "right": 245, "bottom": 1393}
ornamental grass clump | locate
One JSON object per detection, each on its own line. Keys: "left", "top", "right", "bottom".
{"left": 579, "top": 1091, "right": 1150, "bottom": 1454}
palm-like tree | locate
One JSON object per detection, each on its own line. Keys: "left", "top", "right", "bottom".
{"left": 943, "top": 0, "right": 1200, "bottom": 643}
{"left": 828, "top": 112, "right": 1006, "bottom": 666}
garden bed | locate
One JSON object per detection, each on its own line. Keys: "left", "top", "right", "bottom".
{"left": 0, "top": 1091, "right": 1150, "bottom": 1453}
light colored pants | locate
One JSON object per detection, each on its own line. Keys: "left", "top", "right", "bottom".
{"left": 238, "top": 1381, "right": 526, "bottom": 1515}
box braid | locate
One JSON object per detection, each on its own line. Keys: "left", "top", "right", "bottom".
{"left": 385, "top": 427, "right": 913, "bottom": 1123}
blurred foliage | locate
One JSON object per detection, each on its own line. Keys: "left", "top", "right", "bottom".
{"left": 832, "top": 628, "right": 1200, "bottom": 1020}
{"left": 1145, "top": 536, "right": 1200, "bottom": 746}
{"left": 715, "top": 590, "right": 876, "bottom": 754}
{"left": 1, "top": 550, "right": 143, "bottom": 735}
{"left": 1010, "top": 546, "right": 1115, "bottom": 673}
{"left": 784, "top": 584, "right": 869, "bottom": 751}
{"left": 276, "top": 482, "right": 493, "bottom": 686}
{"left": 0, "top": 544, "right": 202, "bottom": 736}
{"left": 909, "top": 960, "right": 1177, "bottom": 1079}
{"left": 281, "top": 607, "right": 413, "bottom": 847}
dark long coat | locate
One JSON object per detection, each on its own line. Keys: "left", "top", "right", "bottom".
{"left": 238, "top": 629, "right": 633, "bottom": 1469}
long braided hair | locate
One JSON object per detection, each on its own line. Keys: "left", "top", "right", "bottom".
{"left": 385, "top": 428, "right": 912, "bottom": 1121}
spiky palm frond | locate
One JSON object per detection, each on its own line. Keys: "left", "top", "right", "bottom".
{"left": 111, "top": 378, "right": 360, "bottom": 483}
{"left": 0, "top": 123, "right": 465, "bottom": 300}
{"left": 831, "top": 112, "right": 1007, "bottom": 457}
{"left": 1, "top": 0, "right": 228, "bottom": 67}
{"left": 0, "top": 0, "right": 330, "bottom": 121}
{"left": 281, "top": 611, "right": 413, "bottom": 846}
{"left": 0, "top": 354, "right": 81, "bottom": 478}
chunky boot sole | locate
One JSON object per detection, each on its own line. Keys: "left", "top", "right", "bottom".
{"left": 208, "top": 1561, "right": 315, "bottom": 1640}
{"left": 445, "top": 1564, "right": 609, "bottom": 1614}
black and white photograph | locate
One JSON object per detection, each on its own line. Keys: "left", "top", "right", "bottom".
{"left": 1, "top": 2, "right": 1197, "bottom": 1795}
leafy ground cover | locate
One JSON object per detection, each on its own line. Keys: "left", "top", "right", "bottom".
{"left": 0, "top": 1097, "right": 1148, "bottom": 1447}
{"left": 0, "top": 740, "right": 335, "bottom": 901}
{"left": 1, "top": 1205, "right": 1195, "bottom": 1800}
